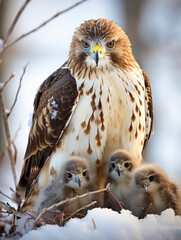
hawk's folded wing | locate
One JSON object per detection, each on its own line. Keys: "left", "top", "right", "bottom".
{"left": 16, "top": 65, "right": 78, "bottom": 200}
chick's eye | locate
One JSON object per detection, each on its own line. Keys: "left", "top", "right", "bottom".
{"left": 111, "top": 162, "right": 116, "bottom": 169}
{"left": 106, "top": 40, "right": 115, "bottom": 49}
{"left": 148, "top": 175, "right": 155, "bottom": 182}
{"left": 66, "top": 172, "right": 72, "bottom": 179}
{"left": 81, "top": 40, "right": 90, "bottom": 49}
{"left": 82, "top": 170, "right": 87, "bottom": 177}
{"left": 124, "top": 162, "right": 130, "bottom": 168}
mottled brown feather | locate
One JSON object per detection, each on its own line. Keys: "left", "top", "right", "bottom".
{"left": 142, "top": 70, "right": 153, "bottom": 149}
{"left": 16, "top": 64, "right": 78, "bottom": 200}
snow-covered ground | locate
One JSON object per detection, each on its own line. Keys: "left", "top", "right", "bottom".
{"left": 6, "top": 208, "right": 181, "bottom": 240}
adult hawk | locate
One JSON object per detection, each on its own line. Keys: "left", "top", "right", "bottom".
{"left": 15, "top": 18, "right": 153, "bottom": 212}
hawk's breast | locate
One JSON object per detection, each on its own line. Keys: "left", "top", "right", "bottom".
{"left": 46, "top": 66, "right": 146, "bottom": 183}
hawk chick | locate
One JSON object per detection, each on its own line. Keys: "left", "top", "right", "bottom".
{"left": 126, "top": 164, "right": 181, "bottom": 218}
{"left": 35, "top": 156, "right": 96, "bottom": 215}
{"left": 104, "top": 149, "right": 138, "bottom": 211}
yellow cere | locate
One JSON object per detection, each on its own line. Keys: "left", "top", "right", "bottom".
{"left": 93, "top": 45, "right": 102, "bottom": 54}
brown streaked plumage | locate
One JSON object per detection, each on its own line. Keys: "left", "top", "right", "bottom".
{"left": 15, "top": 66, "right": 78, "bottom": 202}
{"left": 104, "top": 149, "right": 138, "bottom": 211}
{"left": 126, "top": 164, "right": 181, "bottom": 219}
{"left": 142, "top": 70, "right": 153, "bottom": 149}
{"left": 34, "top": 156, "right": 96, "bottom": 216}
{"left": 15, "top": 19, "right": 153, "bottom": 212}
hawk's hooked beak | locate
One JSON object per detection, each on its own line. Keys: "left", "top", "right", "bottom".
{"left": 93, "top": 45, "right": 102, "bottom": 67}
{"left": 74, "top": 175, "right": 81, "bottom": 187}
{"left": 115, "top": 165, "right": 121, "bottom": 177}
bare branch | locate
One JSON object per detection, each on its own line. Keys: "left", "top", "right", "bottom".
{"left": 0, "top": 91, "right": 17, "bottom": 187}
{"left": 0, "top": 149, "right": 5, "bottom": 161}
{"left": 35, "top": 183, "right": 111, "bottom": 224}
{"left": 4, "top": 0, "right": 87, "bottom": 51}
{"left": 107, "top": 185, "right": 124, "bottom": 210}
{"left": 0, "top": 201, "right": 21, "bottom": 217}
{"left": 7, "top": 62, "right": 29, "bottom": 117}
{"left": 0, "top": 73, "right": 15, "bottom": 90}
{"left": 3, "top": 0, "right": 31, "bottom": 45}
{"left": 0, "top": 190, "right": 14, "bottom": 202}
{"left": 11, "top": 141, "right": 17, "bottom": 165}
{"left": 64, "top": 201, "right": 97, "bottom": 222}
{"left": 0, "top": 63, "right": 28, "bottom": 187}
{"left": 0, "top": 0, "right": 31, "bottom": 56}
{"left": 13, "top": 124, "right": 22, "bottom": 142}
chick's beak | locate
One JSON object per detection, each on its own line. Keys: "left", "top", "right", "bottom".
{"left": 142, "top": 181, "right": 148, "bottom": 189}
{"left": 115, "top": 165, "right": 121, "bottom": 177}
{"left": 93, "top": 45, "right": 102, "bottom": 67}
{"left": 74, "top": 175, "right": 81, "bottom": 187}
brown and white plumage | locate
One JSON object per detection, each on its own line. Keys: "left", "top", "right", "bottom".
{"left": 126, "top": 164, "right": 181, "bottom": 218}
{"left": 104, "top": 149, "right": 138, "bottom": 211}
{"left": 15, "top": 18, "right": 153, "bottom": 211}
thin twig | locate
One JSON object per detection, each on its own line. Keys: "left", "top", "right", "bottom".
{"left": 107, "top": 185, "right": 124, "bottom": 210}
{"left": 35, "top": 183, "right": 111, "bottom": 224}
{"left": 11, "top": 141, "right": 17, "bottom": 165}
{"left": 3, "top": 0, "right": 31, "bottom": 46}
{"left": 0, "top": 201, "right": 21, "bottom": 217}
{"left": 0, "top": 190, "right": 14, "bottom": 202}
{"left": 92, "top": 217, "right": 96, "bottom": 229}
{"left": 7, "top": 62, "right": 29, "bottom": 118}
{"left": 0, "top": 91, "right": 17, "bottom": 187}
{"left": 0, "top": 63, "right": 28, "bottom": 187}
{"left": 0, "top": 150, "right": 5, "bottom": 161}
{"left": 64, "top": 201, "right": 97, "bottom": 223}
{"left": 13, "top": 124, "right": 22, "bottom": 142}
{"left": 0, "top": 73, "right": 15, "bottom": 91}
{"left": 4, "top": 0, "right": 87, "bottom": 51}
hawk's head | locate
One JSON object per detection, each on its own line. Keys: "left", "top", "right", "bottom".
{"left": 68, "top": 18, "right": 134, "bottom": 78}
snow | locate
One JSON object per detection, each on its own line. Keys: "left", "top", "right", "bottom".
{"left": 51, "top": 100, "right": 58, "bottom": 109}
{"left": 7, "top": 208, "right": 181, "bottom": 240}
{"left": 51, "top": 109, "right": 58, "bottom": 120}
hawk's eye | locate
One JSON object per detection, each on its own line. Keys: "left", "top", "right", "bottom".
{"left": 82, "top": 170, "right": 87, "bottom": 177}
{"left": 81, "top": 40, "right": 90, "bottom": 49}
{"left": 66, "top": 172, "right": 72, "bottom": 179}
{"left": 124, "top": 162, "right": 130, "bottom": 168}
{"left": 111, "top": 162, "right": 116, "bottom": 169}
{"left": 148, "top": 175, "right": 155, "bottom": 182}
{"left": 106, "top": 40, "right": 115, "bottom": 49}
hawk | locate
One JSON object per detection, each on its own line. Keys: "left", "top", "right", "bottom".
{"left": 126, "top": 164, "right": 181, "bottom": 218}
{"left": 15, "top": 18, "right": 153, "bottom": 212}
{"left": 104, "top": 149, "right": 138, "bottom": 211}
